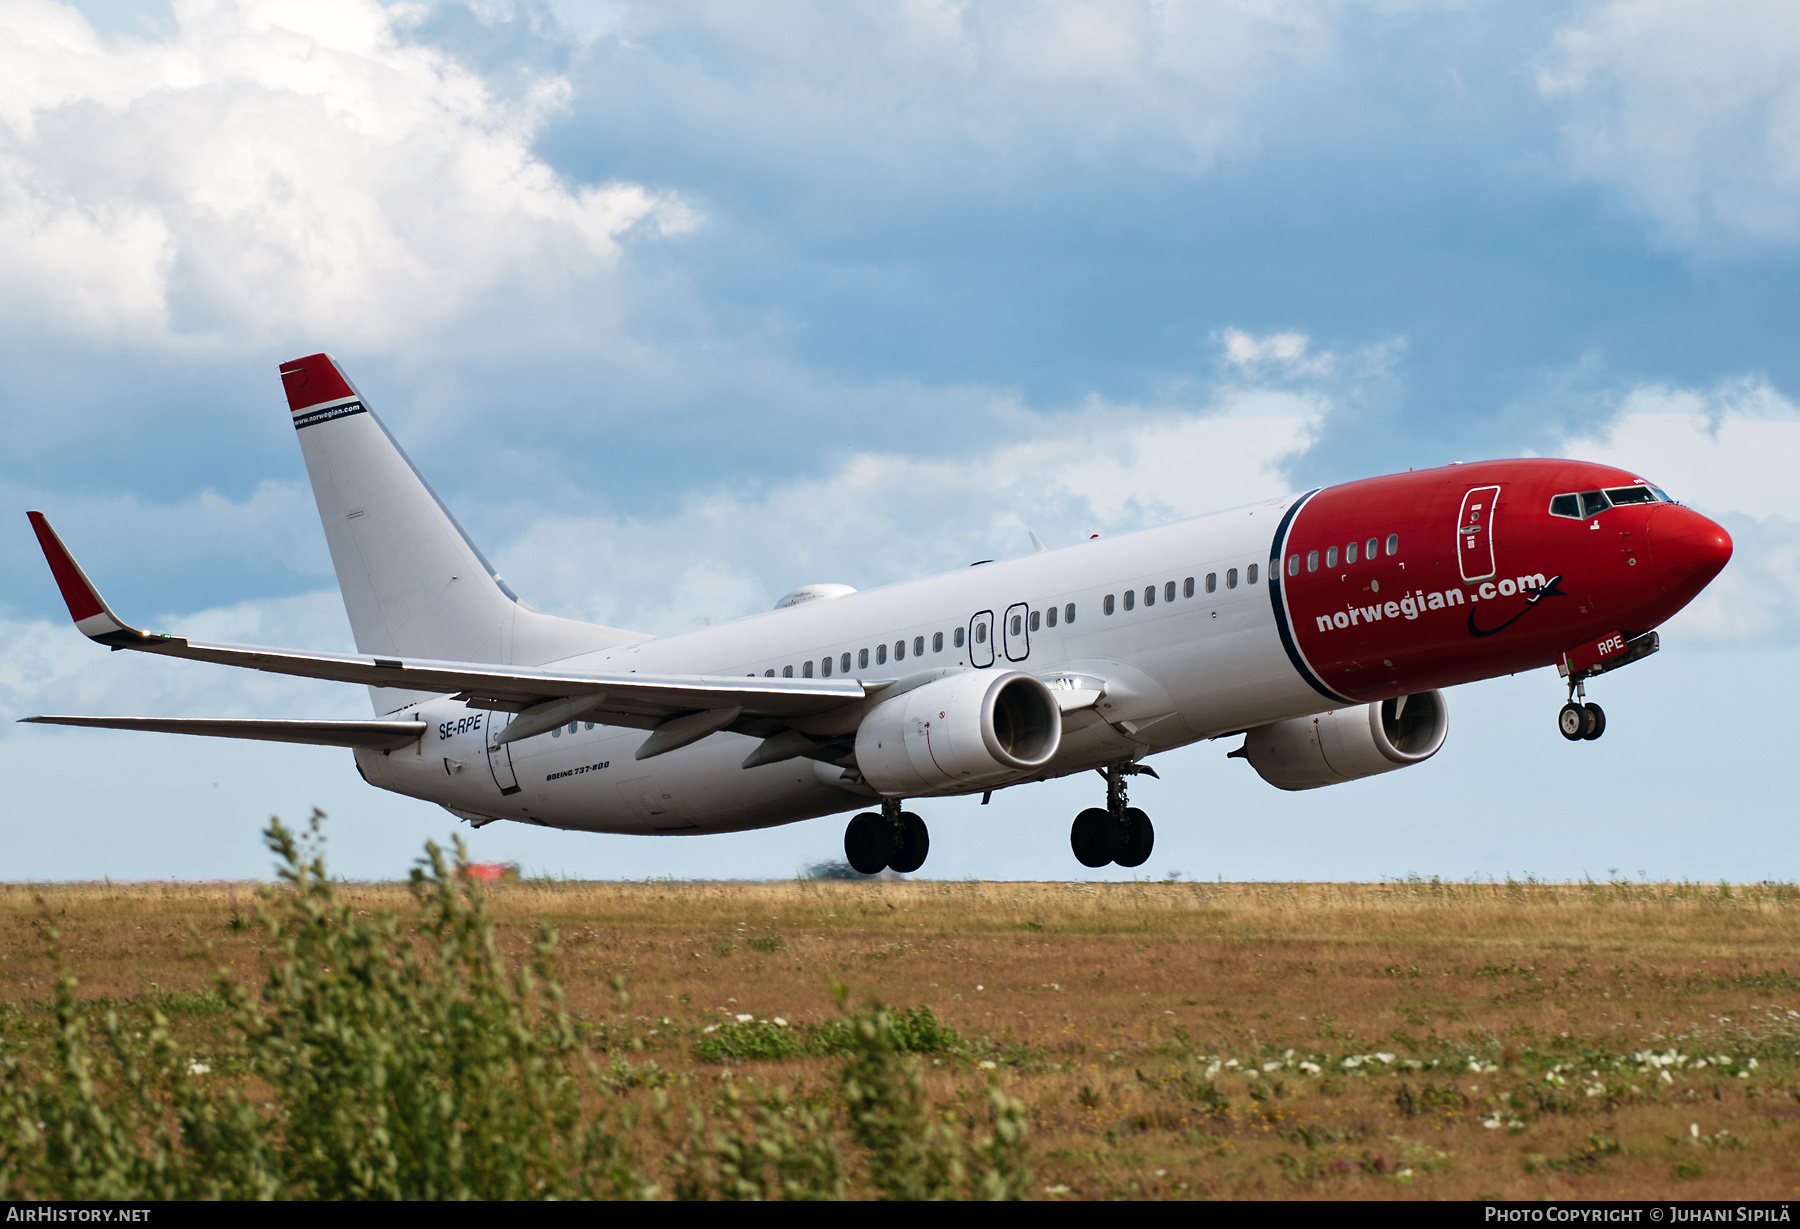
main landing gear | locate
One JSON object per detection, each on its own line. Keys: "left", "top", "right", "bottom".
{"left": 845, "top": 798, "right": 929, "bottom": 875}
{"left": 1557, "top": 676, "right": 1606, "bottom": 742}
{"left": 1070, "top": 762, "right": 1156, "bottom": 869}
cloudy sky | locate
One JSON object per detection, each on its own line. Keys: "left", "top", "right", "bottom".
{"left": 2, "top": 0, "right": 1796, "bottom": 882}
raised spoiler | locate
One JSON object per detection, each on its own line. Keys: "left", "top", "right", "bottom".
{"left": 23, "top": 512, "right": 868, "bottom": 753}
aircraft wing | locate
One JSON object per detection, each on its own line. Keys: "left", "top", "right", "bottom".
{"left": 20, "top": 716, "right": 429, "bottom": 750}
{"left": 25, "top": 512, "right": 866, "bottom": 736}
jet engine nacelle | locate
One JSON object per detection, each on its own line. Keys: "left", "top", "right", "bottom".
{"left": 855, "top": 670, "right": 1062, "bottom": 796}
{"left": 1237, "top": 691, "right": 1448, "bottom": 791}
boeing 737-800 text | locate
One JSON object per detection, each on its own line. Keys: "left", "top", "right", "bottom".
{"left": 23, "top": 354, "right": 1733, "bottom": 872}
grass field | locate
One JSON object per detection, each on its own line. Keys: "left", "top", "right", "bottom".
{"left": 4, "top": 861, "right": 1800, "bottom": 1199}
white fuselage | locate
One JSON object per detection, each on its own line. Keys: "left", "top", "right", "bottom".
{"left": 356, "top": 496, "right": 1323, "bottom": 835}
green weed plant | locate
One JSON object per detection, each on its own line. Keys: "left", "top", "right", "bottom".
{"left": 0, "top": 817, "right": 1028, "bottom": 1201}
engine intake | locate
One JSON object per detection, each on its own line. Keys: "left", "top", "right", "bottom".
{"left": 855, "top": 670, "right": 1061, "bottom": 796}
{"left": 1236, "top": 691, "right": 1448, "bottom": 792}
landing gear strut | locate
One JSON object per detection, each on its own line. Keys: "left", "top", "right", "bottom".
{"left": 1557, "top": 676, "right": 1606, "bottom": 742}
{"left": 1070, "top": 761, "right": 1156, "bottom": 869}
{"left": 844, "top": 798, "right": 929, "bottom": 875}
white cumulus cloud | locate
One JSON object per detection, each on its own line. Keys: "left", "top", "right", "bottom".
{"left": 1538, "top": 0, "right": 1800, "bottom": 253}
{"left": 0, "top": 0, "right": 691, "bottom": 345}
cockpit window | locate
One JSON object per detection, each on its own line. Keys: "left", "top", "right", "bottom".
{"left": 1552, "top": 485, "right": 1673, "bottom": 519}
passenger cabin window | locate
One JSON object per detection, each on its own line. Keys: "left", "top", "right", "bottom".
{"left": 1123, "top": 590, "right": 1135, "bottom": 611}
{"left": 1046, "top": 606, "right": 1057, "bottom": 627}
{"left": 821, "top": 656, "right": 832, "bottom": 677}
{"left": 1307, "top": 550, "right": 1319, "bottom": 572}
{"left": 895, "top": 640, "right": 906, "bottom": 660}
{"left": 1365, "top": 537, "right": 1377, "bottom": 560}
{"left": 1606, "top": 486, "right": 1657, "bottom": 505}
{"left": 1104, "top": 594, "right": 1115, "bottom": 615}
{"left": 1227, "top": 567, "right": 1238, "bottom": 588}
{"left": 859, "top": 648, "right": 869, "bottom": 668}
{"left": 974, "top": 623, "right": 987, "bottom": 643}
{"left": 1287, "top": 554, "right": 1299, "bottom": 576}
{"left": 1346, "top": 541, "right": 1358, "bottom": 563}
{"left": 934, "top": 631, "right": 945, "bottom": 651}
{"left": 803, "top": 661, "right": 813, "bottom": 678}
{"left": 1580, "top": 490, "right": 1610, "bottom": 517}
{"left": 1183, "top": 577, "right": 1195, "bottom": 598}
{"left": 1247, "top": 563, "right": 1259, "bottom": 585}
{"left": 783, "top": 666, "right": 793, "bottom": 678}
{"left": 1164, "top": 581, "right": 1176, "bottom": 603}
{"left": 765, "top": 669, "right": 775, "bottom": 677}
{"left": 1064, "top": 603, "right": 1076, "bottom": 624}
{"left": 1325, "top": 546, "right": 1337, "bottom": 568}
{"left": 954, "top": 627, "right": 965, "bottom": 647}
{"left": 1385, "top": 534, "right": 1398, "bottom": 556}
{"left": 1550, "top": 494, "right": 1580, "bottom": 518}
{"left": 1027, "top": 612, "right": 1039, "bottom": 633}
{"left": 1206, "top": 573, "right": 1217, "bottom": 593}
{"left": 1143, "top": 586, "right": 1154, "bottom": 607}
{"left": 1010, "top": 614, "right": 1022, "bottom": 634}
{"left": 915, "top": 635, "right": 926, "bottom": 654}
{"left": 841, "top": 652, "right": 851, "bottom": 673}
{"left": 876, "top": 644, "right": 887, "bottom": 665}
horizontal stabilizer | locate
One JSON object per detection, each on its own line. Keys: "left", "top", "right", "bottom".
{"left": 20, "top": 716, "right": 428, "bottom": 750}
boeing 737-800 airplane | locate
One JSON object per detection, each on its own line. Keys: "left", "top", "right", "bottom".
{"left": 24, "top": 354, "right": 1733, "bottom": 873}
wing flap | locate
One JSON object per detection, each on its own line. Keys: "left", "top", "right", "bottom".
{"left": 20, "top": 716, "right": 429, "bottom": 750}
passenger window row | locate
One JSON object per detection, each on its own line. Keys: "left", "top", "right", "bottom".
{"left": 757, "top": 603, "right": 1079, "bottom": 678}
{"left": 1549, "top": 485, "right": 1670, "bottom": 519}
{"left": 1289, "top": 534, "right": 1398, "bottom": 576}
{"left": 1102, "top": 568, "right": 1256, "bottom": 616}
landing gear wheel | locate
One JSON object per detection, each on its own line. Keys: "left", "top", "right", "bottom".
{"left": 1070, "top": 807, "right": 1117, "bottom": 868}
{"left": 1115, "top": 807, "right": 1154, "bottom": 868}
{"left": 1582, "top": 703, "right": 1606, "bottom": 741}
{"left": 844, "top": 812, "right": 892, "bottom": 874}
{"left": 1558, "top": 702, "right": 1587, "bottom": 741}
{"left": 888, "top": 811, "right": 929, "bottom": 873}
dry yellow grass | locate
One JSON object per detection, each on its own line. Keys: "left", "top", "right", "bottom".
{"left": 5, "top": 875, "right": 1799, "bottom": 1200}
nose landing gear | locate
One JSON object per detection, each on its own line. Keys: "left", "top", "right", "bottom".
{"left": 1557, "top": 676, "right": 1606, "bottom": 742}
{"left": 844, "top": 798, "right": 929, "bottom": 874}
{"left": 1070, "top": 762, "right": 1156, "bottom": 868}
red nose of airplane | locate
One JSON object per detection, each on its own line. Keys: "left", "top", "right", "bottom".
{"left": 1651, "top": 504, "right": 1733, "bottom": 597}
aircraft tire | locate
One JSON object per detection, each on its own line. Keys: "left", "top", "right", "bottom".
{"left": 888, "top": 811, "right": 929, "bottom": 873}
{"left": 1115, "top": 807, "right": 1154, "bottom": 868}
{"left": 1582, "top": 703, "right": 1606, "bottom": 741}
{"left": 845, "top": 812, "right": 893, "bottom": 875}
{"left": 1557, "top": 703, "right": 1587, "bottom": 741}
{"left": 1071, "top": 807, "right": 1117, "bottom": 868}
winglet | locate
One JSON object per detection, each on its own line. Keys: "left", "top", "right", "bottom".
{"left": 25, "top": 512, "right": 172, "bottom": 648}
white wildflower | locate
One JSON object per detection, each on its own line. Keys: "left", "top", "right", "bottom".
{"left": 736, "top": 1014, "right": 753, "bottom": 1022}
